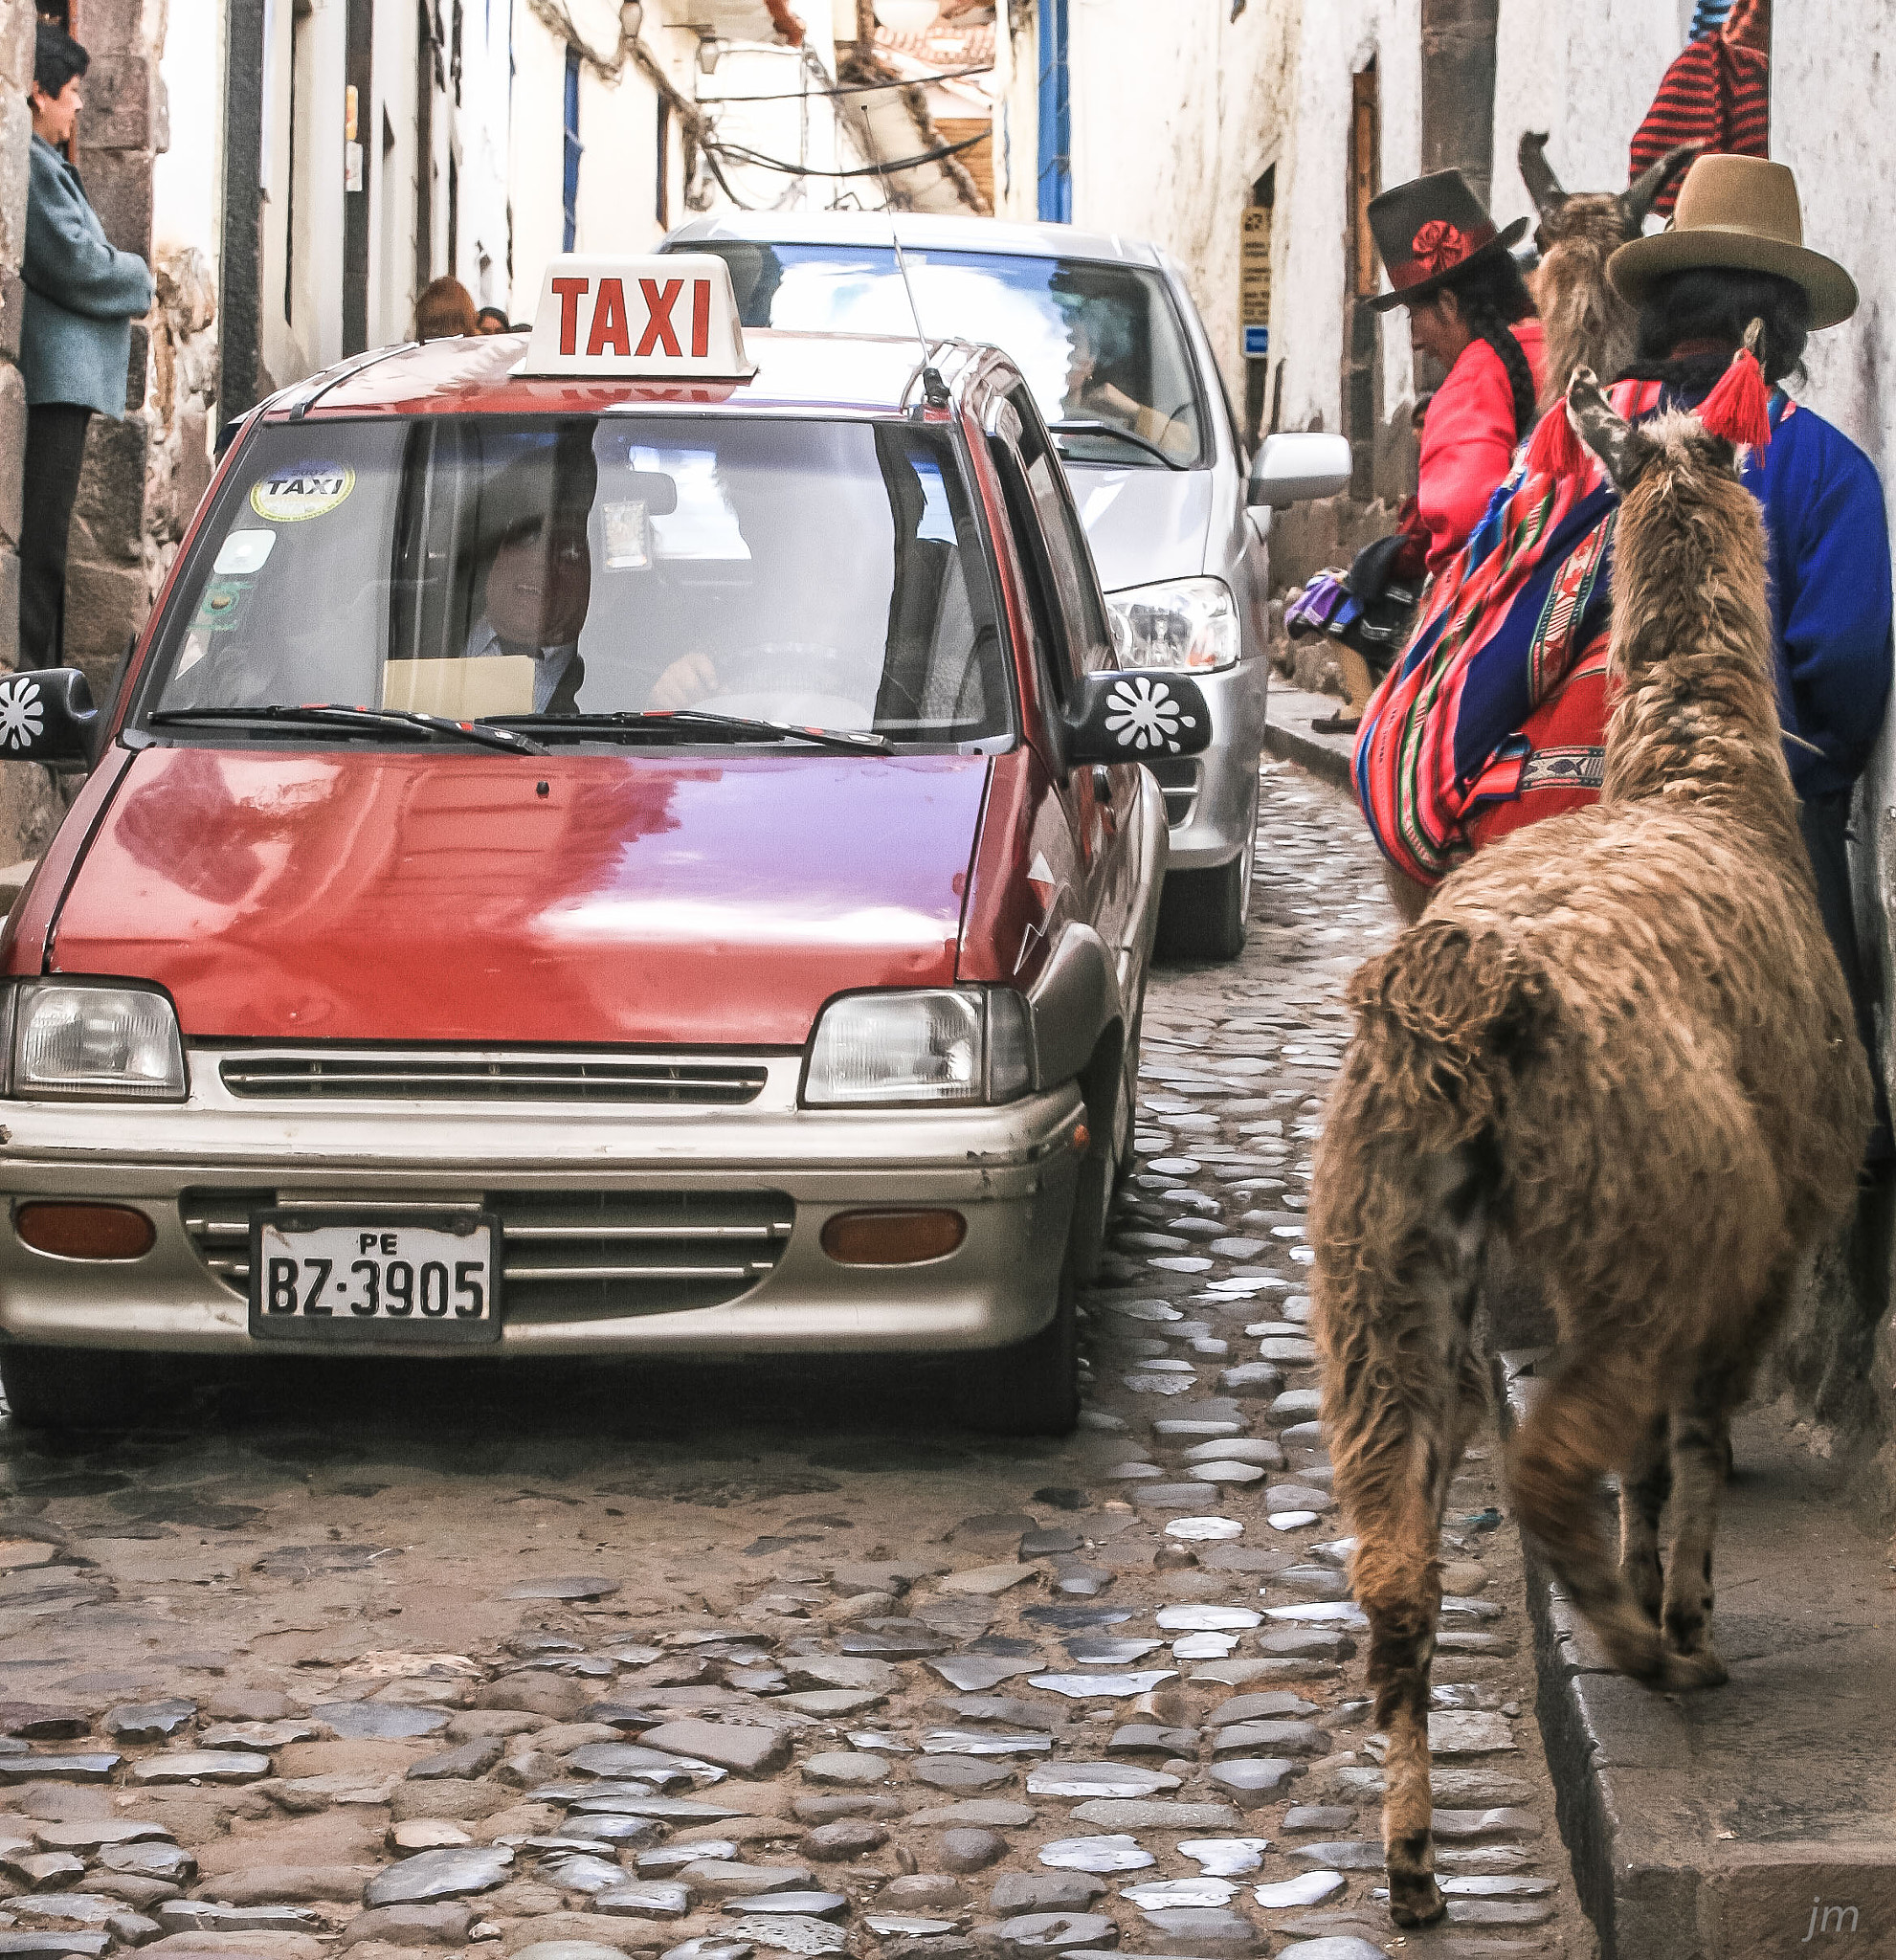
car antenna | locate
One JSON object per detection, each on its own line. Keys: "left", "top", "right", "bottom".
{"left": 884, "top": 206, "right": 951, "bottom": 412}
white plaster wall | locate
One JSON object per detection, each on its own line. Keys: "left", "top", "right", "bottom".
{"left": 1274, "top": 0, "right": 1420, "bottom": 437}
{"left": 367, "top": 0, "right": 418, "bottom": 343}
{"left": 458, "top": 0, "right": 516, "bottom": 309}
{"left": 1001, "top": 0, "right": 1417, "bottom": 440}
{"left": 508, "top": 10, "right": 569, "bottom": 308}
{"left": 151, "top": 0, "right": 224, "bottom": 262}
{"left": 1061, "top": 0, "right": 1298, "bottom": 408}
{"left": 1487, "top": 0, "right": 1692, "bottom": 234}
{"left": 1773, "top": 0, "right": 1896, "bottom": 1117}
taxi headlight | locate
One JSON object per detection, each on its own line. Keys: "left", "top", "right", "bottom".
{"left": 804, "top": 988, "right": 1034, "bottom": 1107}
{"left": 10, "top": 983, "right": 188, "bottom": 1102}
{"left": 1105, "top": 575, "right": 1242, "bottom": 673}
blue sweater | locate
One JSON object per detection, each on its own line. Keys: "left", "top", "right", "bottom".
{"left": 1733, "top": 392, "right": 1893, "bottom": 800}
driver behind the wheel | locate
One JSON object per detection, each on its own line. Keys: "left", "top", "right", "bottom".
{"left": 465, "top": 509, "right": 592, "bottom": 713}
{"left": 1060, "top": 301, "right": 1193, "bottom": 461}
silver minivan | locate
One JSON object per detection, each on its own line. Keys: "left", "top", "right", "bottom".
{"left": 661, "top": 212, "right": 1350, "bottom": 959}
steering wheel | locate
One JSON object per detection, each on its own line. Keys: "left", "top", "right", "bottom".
{"left": 692, "top": 642, "right": 875, "bottom": 728}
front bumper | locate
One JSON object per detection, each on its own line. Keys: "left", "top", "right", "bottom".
{"left": 1147, "top": 656, "right": 1266, "bottom": 871}
{"left": 0, "top": 1066, "right": 1085, "bottom": 1358}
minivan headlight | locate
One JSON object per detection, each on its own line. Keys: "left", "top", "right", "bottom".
{"left": 1105, "top": 575, "right": 1241, "bottom": 672}
{"left": 804, "top": 988, "right": 1034, "bottom": 1107}
{"left": 11, "top": 983, "right": 188, "bottom": 1101}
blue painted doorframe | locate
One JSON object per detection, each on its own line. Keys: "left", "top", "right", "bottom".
{"left": 562, "top": 46, "right": 582, "bottom": 251}
{"left": 1037, "top": 0, "right": 1070, "bottom": 223}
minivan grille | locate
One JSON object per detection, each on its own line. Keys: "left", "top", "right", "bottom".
{"left": 217, "top": 1052, "right": 768, "bottom": 1105}
{"left": 181, "top": 1188, "right": 794, "bottom": 1319}
{"left": 1143, "top": 757, "right": 1200, "bottom": 829}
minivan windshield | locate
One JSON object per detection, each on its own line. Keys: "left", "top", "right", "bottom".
{"left": 690, "top": 243, "right": 1208, "bottom": 471}
{"left": 137, "top": 414, "right": 1011, "bottom": 749}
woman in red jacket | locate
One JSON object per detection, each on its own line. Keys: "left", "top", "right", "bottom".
{"left": 1306, "top": 171, "right": 1546, "bottom": 736}
{"left": 1370, "top": 169, "right": 1547, "bottom": 575}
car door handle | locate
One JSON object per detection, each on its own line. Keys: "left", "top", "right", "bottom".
{"left": 1090, "top": 765, "right": 1114, "bottom": 805}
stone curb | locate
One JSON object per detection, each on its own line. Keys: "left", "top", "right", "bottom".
{"left": 1494, "top": 1349, "right": 1896, "bottom": 1960}
{"left": 1261, "top": 684, "right": 1353, "bottom": 793}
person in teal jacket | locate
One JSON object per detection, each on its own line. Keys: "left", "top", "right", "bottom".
{"left": 19, "top": 23, "right": 154, "bottom": 668}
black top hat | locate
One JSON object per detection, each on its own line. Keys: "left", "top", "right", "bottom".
{"left": 1366, "top": 168, "right": 1528, "bottom": 313}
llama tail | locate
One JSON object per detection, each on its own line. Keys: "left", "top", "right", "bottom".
{"left": 1344, "top": 917, "right": 1545, "bottom": 1147}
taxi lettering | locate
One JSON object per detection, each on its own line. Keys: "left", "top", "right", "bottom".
{"left": 522, "top": 253, "right": 754, "bottom": 380}
{"left": 551, "top": 276, "right": 713, "bottom": 362}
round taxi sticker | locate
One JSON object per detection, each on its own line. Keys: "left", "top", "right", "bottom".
{"left": 250, "top": 460, "right": 355, "bottom": 523}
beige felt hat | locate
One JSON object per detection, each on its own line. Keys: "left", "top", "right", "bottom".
{"left": 1608, "top": 154, "right": 1858, "bottom": 330}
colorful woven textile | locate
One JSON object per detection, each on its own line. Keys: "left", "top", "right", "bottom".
{"left": 1628, "top": 29, "right": 1769, "bottom": 214}
{"left": 1351, "top": 381, "right": 1662, "bottom": 887}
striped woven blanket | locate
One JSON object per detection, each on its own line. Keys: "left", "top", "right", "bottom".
{"left": 1351, "top": 381, "right": 1664, "bottom": 886}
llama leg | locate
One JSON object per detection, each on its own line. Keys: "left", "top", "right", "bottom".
{"left": 1617, "top": 1412, "right": 1671, "bottom": 1626}
{"left": 1661, "top": 1370, "right": 1738, "bottom": 1688}
{"left": 1321, "top": 1147, "right": 1487, "bottom": 1928}
{"left": 1506, "top": 1346, "right": 1679, "bottom": 1686}
{"left": 1347, "top": 1416, "right": 1462, "bottom": 1929}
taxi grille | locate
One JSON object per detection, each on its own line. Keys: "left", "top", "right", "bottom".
{"left": 181, "top": 1188, "right": 795, "bottom": 1319}
{"left": 216, "top": 1052, "right": 769, "bottom": 1105}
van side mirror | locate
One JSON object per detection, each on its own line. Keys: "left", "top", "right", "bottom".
{"left": 0, "top": 668, "right": 97, "bottom": 765}
{"left": 1064, "top": 669, "right": 1211, "bottom": 766}
{"left": 1248, "top": 431, "right": 1354, "bottom": 508}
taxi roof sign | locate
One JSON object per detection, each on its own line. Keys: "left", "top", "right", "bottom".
{"left": 521, "top": 254, "right": 757, "bottom": 381}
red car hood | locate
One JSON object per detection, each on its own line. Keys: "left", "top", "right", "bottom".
{"left": 51, "top": 747, "right": 989, "bottom": 1045}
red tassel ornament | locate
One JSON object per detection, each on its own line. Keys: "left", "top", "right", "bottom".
{"left": 1697, "top": 338, "right": 1773, "bottom": 454}
{"left": 1525, "top": 399, "right": 1588, "bottom": 482}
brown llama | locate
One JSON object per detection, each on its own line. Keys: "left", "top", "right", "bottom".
{"left": 1311, "top": 358, "right": 1871, "bottom": 1928}
{"left": 1519, "top": 132, "right": 1699, "bottom": 405}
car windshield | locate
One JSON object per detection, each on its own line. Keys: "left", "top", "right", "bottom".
{"left": 137, "top": 413, "right": 1012, "bottom": 748}
{"left": 692, "top": 243, "right": 1207, "bottom": 470}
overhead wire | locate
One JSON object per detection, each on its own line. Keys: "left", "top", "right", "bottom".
{"left": 700, "top": 62, "right": 994, "bottom": 102}
{"left": 702, "top": 126, "right": 994, "bottom": 180}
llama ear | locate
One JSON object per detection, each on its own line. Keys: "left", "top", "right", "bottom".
{"left": 1566, "top": 368, "right": 1656, "bottom": 491}
{"left": 1518, "top": 132, "right": 1567, "bottom": 219}
{"left": 1620, "top": 144, "right": 1701, "bottom": 230}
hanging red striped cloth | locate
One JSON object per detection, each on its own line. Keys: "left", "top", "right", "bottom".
{"left": 1628, "top": 0, "right": 1769, "bottom": 214}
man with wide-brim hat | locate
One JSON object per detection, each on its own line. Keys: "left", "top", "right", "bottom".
{"left": 1605, "top": 154, "right": 1887, "bottom": 1152}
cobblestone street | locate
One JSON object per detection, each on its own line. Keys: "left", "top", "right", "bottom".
{"left": 0, "top": 763, "right": 1595, "bottom": 1960}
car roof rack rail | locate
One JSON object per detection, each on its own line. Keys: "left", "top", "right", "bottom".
{"left": 287, "top": 342, "right": 420, "bottom": 421}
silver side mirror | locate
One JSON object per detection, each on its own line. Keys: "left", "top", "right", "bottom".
{"left": 1247, "top": 431, "right": 1353, "bottom": 508}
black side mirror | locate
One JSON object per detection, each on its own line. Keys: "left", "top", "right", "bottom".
{"left": 1064, "top": 669, "right": 1211, "bottom": 766}
{"left": 0, "top": 668, "right": 97, "bottom": 765}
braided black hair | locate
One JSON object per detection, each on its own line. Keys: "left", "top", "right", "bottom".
{"left": 1621, "top": 267, "right": 1811, "bottom": 392}
{"left": 1441, "top": 253, "right": 1539, "bottom": 442}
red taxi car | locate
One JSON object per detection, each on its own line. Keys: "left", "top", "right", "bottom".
{"left": 0, "top": 256, "right": 1210, "bottom": 1436}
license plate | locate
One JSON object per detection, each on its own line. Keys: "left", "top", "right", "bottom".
{"left": 248, "top": 1210, "right": 502, "bottom": 1344}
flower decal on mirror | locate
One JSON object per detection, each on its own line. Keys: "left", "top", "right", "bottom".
{"left": 0, "top": 679, "right": 44, "bottom": 752}
{"left": 1104, "top": 675, "right": 1196, "bottom": 753}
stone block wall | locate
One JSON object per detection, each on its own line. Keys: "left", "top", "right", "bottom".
{"left": 59, "top": 0, "right": 171, "bottom": 712}
{"left": 0, "top": 0, "right": 56, "bottom": 860}
{"left": 141, "top": 243, "right": 215, "bottom": 603}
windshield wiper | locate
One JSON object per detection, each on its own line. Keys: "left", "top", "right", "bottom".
{"left": 147, "top": 703, "right": 546, "bottom": 756}
{"left": 483, "top": 710, "right": 892, "bottom": 754}
{"left": 1049, "top": 417, "right": 1188, "bottom": 471}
